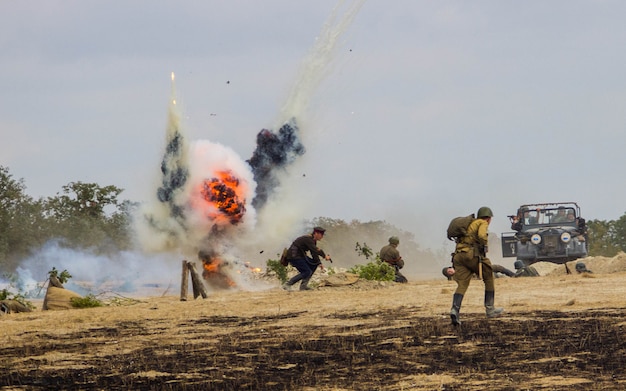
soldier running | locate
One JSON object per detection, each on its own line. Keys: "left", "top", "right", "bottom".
{"left": 449, "top": 206, "right": 504, "bottom": 326}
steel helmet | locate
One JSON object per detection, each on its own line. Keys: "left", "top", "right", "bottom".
{"left": 575, "top": 262, "right": 587, "bottom": 271}
{"left": 514, "top": 260, "right": 524, "bottom": 270}
{"left": 389, "top": 236, "right": 400, "bottom": 245}
{"left": 476, "top": 206, "right": 494, "bottom": 218}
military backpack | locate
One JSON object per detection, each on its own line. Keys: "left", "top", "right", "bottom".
{"left": 279, "top": 248, "right": 289, "bottom": 267}
{"left": 447, "top": 214, "right": 475, "bottom": 242}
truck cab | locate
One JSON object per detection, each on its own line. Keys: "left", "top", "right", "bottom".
{"left": 501, "top": 202, "right": 587, "bottom": 265}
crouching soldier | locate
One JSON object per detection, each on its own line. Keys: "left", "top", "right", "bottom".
{"left": 282, "top": 227, "right": 332, "bottom": 291}
{"left": 514, "top": 260, "right": 540, "bottom": 277}
{"left": 380, "top": 236, "right": 408, "bottom": 283}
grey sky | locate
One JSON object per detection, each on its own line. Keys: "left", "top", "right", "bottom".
{"left": 2, "top": 1, "right": 625, "bottom": 252}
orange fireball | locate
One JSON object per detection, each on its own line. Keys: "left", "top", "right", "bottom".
{"left": 199, "top": 170, "right": 247, "bottom": 224}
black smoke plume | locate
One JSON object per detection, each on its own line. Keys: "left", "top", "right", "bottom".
{"left": 157, "top": 132, "right": 188, "bottom": 219}
{"left": 247, "top": 118, "right": 305, "bottom": 209}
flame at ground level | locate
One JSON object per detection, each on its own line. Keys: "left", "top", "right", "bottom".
{"left": 199, "top": 251, "right": 236, "bottom": 290}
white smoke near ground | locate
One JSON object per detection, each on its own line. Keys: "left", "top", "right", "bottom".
{"left": 4, "top": 241, "right": 180, "bottom": 298}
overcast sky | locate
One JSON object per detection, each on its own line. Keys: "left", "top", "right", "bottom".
{"left": 2, "top": 1, "right": 626, "bottom": 252}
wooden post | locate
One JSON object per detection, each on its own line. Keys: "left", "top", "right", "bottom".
{"left": 180, "top": 260, "right": 189, "bottom": 301}
{"left": 188, "top": 262, "right": 208, "bottom": 299}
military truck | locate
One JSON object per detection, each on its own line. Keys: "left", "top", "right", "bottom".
{"left": 501, "top": 202, "right": 588, "bottom": 271}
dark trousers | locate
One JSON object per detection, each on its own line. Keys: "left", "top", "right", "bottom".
{"left": 287, "top": 257, "right": 319, "bottom": 285}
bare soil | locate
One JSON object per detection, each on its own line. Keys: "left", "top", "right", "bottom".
{"left": 2, "top": 256, "right": 626, "bottom": 390}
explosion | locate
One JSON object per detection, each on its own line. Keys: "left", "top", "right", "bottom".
{"left": 200, "top": 171, "right": 246, "bottom": 225}
{"left": 137, "top": 0, "right": 365, "bottom": 291}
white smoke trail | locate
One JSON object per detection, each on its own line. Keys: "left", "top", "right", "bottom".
{"left": 278, "top": 0, "right": 366, "bottom": 124}
{"left": 243, "top": 0, "right": 366, "bottom": 256}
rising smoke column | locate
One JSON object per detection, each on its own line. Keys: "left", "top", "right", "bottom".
{"left": 246, "top": 0, "right": 365, "bottom": 212}
{"left": 156, "top": 73, "right": 189, "bottom": 221}
{"left": 139, "top": 72, "right": 191, "bottom": 251}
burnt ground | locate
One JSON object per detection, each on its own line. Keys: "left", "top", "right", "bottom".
{"left": 2, "top": 306, "right": 625, "bottom": 390}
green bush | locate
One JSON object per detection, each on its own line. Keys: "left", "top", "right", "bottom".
{"left": 70, "top": 294, "right": 103, "bottom": 308}
{"left": 48, "top": 267, "right": 72, "bottom": 284}
{"left": 266, "top": 259, "right": 289, "bottom": 283}
{"left": 349, "top": 260, "right": 395, "bottom": 281}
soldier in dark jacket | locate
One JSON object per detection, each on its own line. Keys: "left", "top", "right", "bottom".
{"left": 282, "top": 227, "right": 332, "bottom": 291}
{"left": 380, "top": 236, "right": 407, "bottom": 283}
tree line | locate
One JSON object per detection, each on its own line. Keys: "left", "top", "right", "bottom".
{"left": 1, "top": 164, "right": 625, "bottom": 274}
{"left": 586, "top": 218, "right": 626, "bottom": 257}
{"left": 0, "top": 166, "right": 134, "bottom": 273}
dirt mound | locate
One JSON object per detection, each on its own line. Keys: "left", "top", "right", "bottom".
{"left": 539, "top": 252, "right": 626, "bottom": 276}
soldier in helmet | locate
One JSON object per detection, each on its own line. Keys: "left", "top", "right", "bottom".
{"left": 449, "top": 206, "right": 504, "bottom": 326}
{"left": 442, "top": 266, "right": 455, "bottom": 280}
{"left": 575, "top": 261, "right": 592, "bottom": 274}
{"left": 514, "top": 260, "right": 540, "bottom": 277}
{"left": 380, "top": 236, "right": 408, "bottom": 283}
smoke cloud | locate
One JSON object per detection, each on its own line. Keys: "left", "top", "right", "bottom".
{"left": 3, "top": 1, "right": 366, "bottom": 297}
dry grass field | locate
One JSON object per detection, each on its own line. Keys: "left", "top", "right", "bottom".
{"left": 2, "top": 256, "right": 626, "bottom": 390}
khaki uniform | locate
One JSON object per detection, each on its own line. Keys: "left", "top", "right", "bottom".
{"left": 452, "top": 218, "right": 494, "bottom": 295}
{"left": 380, "top": 245, "right": 402, "bottom": 267}
{"left": 380, "top": 244, "right": 407, "bottom": 283}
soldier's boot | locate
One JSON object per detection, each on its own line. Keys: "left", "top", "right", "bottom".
{"left": 299, "top": 278, "right": 314, "bottom": 291}
{"left": 282, "top": 276, "right": 300, "bottom": 291}
{"left": 485, "top": 290, "right": 504, "bottom": 318}
{"left": 450, "top": 293, "right": 464, "bottom": 326}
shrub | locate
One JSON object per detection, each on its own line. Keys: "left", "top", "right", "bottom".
{"left": 349, "top": 260, "right": 395, "bottom": 281}
{"left": 70, "top": 294, "right": 103, "bottom": 308}
{"left": 266, "top": 259, "right": 289, "bottom": 283}
{"left": 48, "top": 267, "right": 72, "bottom": 284}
